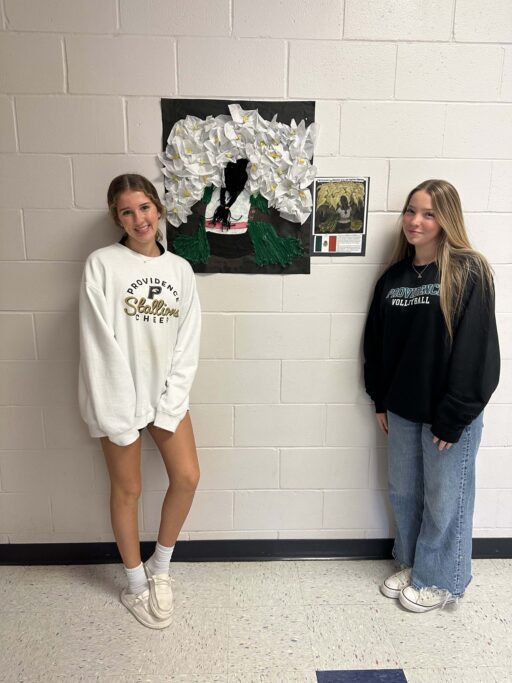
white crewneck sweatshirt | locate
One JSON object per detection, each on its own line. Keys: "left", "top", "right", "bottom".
{"left": 78, "top": 241, "right": 201, "bottom": 446}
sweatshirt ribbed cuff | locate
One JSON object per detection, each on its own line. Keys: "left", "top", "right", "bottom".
{"left": 153, "top": 410, "right": 184, "bottom": 434}
{"left": 430, "top": 419, "right": 463, "bottom": 445}
{"left": 108, "top": 428, "right": 140, "bottom": 447}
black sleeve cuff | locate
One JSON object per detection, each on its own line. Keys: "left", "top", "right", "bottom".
{"left": 430, "top": 419, "right": 464, "bottom": 444}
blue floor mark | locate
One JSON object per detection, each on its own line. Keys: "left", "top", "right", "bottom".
{"left": 317, "top": 670, "right": 408, "bottom": 683}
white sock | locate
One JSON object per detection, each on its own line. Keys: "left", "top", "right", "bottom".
{"left": 145, "top": 542, "right": 175, "bottom": 576}
{"left": 124, "top": 562, "right": 149, "bottom": 596}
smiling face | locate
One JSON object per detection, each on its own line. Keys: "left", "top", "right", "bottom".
{"left": 116, "top": 190, "right": 161, "bottom": 254}
{"left": 402, "top": 190, "right": 443, "bottom": 262}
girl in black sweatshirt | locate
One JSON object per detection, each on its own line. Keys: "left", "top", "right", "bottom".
{"left": 364, "top": 179, "right": 500, "bottom": 612}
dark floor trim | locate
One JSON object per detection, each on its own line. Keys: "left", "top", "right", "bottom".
{"left": 472, "top": 537, "right": 512, "bottom": 559}
{"left": 1, "top": 538, "right": 511, "bottom": 565}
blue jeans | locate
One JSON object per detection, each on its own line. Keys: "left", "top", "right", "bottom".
{"left": 387, "top": 411, "right": 483, "bottom": 597}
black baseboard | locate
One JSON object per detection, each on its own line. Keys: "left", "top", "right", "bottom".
{"left": 471, "top": 537, "right": 512, "bottom": 559}
{"left": 0, "top": 537, "right": 511, "bottom": 565}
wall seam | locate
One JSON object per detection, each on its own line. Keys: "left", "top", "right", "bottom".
{"left": 393, "top": 43, "right": 399, "bottom": 99}
{"left": 40, "top": 406, "right": 47, "bottom": 451}
{"left": 11, "top": 94, "right": 20, "bottom": 152}
{"left": 115, "top": 0, "right": 121, "bottom": 32}
{"left": 385, "top": 158, "right": 391, "bottom": 212}
{"left": 497, "top": 46, "right": 506, "bottom": 101}
{"left": 284, "top": 40, "right": 290, "bottom": 99}
{"left": 451, "top": 0, "right": 458, "bottom": 41}
{"left": 174, "top": 39, "right": 179, "bottom": 95}
{"left": 440, "top": 103, "right": 449, "bottom": 157}
{"left": 122, "top": 96, "right": 128, "bottom": 153}
{"left": 1, "top": 0, "right": 7, "bottom": 29}
{"left": 232, "top": 314, "right": 236, "bottom": 359}
{"left": 59, "top": 35, "right": 69, "bottom": 94}
{"left": 487, "top": 162, "right": 495, "bottom": 211}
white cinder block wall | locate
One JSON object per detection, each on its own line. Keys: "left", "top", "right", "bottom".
{"left": 0, "top": 0, "right": 511, "bottom": 545}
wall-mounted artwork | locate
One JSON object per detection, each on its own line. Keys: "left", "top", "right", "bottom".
{"left": 160, "top": 99, "right": 316, "bottom": 274}
{"left": 312, "top": 177, "right": 369, "bottom": 257}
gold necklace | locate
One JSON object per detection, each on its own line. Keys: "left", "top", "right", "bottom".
{"left": 411, "top": 262, "right": 431, "bottom": 279}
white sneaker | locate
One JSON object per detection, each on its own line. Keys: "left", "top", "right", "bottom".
{"left": 120, "top": 588, "right": 172, "bottom": 629}
{"left": 380, "top": 567, "right": 412, "bottom": 599}
{"left": 144, "top": 562, "right": 174, "bottom": 619}
{"left": 399, "top": 585, "right": 457, "bottom": 612}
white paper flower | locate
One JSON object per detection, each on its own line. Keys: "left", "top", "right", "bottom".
{"left": 164, "top": 194, "right": 193, "bottom": 227}
{"left": 287, "top": 159, "right": 317, "bottom": 190}
{"left": 275, "top": 187, "right": 313, "bottom": 225}
{"left": 160, "top": 104, "right": 317, "bottom": 225}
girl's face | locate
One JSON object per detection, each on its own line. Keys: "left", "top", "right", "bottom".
{"left": 402, "top": 190, "right": 442, "bottom": 256}
{"left": 116, "top": 190, "right": 160, "bottom": 250}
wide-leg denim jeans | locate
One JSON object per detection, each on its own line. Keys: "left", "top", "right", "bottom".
{"left": 387, "top": 410, "right": 483, "bottom": 597}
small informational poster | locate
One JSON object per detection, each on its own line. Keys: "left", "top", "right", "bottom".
{"left": 311, "top": 177, "right": 369, "bottom": 257}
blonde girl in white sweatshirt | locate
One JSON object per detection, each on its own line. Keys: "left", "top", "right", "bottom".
{"left": 79, "top": 174, "right": 201, "bottom": 629}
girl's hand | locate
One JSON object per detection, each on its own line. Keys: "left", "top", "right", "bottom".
{"left": 376, "top": 412, "right": 388, "bottom": 434}
{"left": 433, "top": 435, "right": 452, "bottom": 451}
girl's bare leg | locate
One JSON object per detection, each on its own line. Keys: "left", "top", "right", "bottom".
{"left": 147, "top": 413, "right": 200, "bottom": 547}
{"left": 101, "top": 435, "right": 142, "bottom": 568}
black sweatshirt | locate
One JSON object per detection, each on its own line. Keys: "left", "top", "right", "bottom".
{"left": 363, "top": 257, "right": 500, "bottom": 443}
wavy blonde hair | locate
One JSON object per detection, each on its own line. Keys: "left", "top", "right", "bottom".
{"left": 390, "top": 179, "right": 494, "bottom": 340}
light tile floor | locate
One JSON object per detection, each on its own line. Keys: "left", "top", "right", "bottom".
{"left": 0, "top": 558, "right": 511, "bottom": 682}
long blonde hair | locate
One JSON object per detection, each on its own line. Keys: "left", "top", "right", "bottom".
{"left": 390, "top": 179, "right": 494, "bottom": 340}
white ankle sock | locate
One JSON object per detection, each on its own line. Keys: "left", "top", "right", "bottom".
{"left": 145, "top": 542, "right": 175, "bottom": 576}
{"left": 124, "top": 562, "right": 149, "bottom": 596}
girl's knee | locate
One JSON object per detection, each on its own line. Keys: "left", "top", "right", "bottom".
{"left": 111, "top": 479, "right": 142, "bottom": 503}
{"left": 173, "top": 465, "right": 200, "bottom": 493}
{"left": 184, "top": 465, "right": 200, "bottom": 491}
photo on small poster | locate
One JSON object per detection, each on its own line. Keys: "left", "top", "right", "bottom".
{"left": 311, "top": 177, "right": 369, "bottom": 257}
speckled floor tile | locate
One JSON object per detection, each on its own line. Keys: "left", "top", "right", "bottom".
{"left": 297, "top": 559, "right": 395, "bottom": 605}
{"left": 306, "top": 604, "right": 399, "bottom": 670}
{"left": 380, "top": 599, "right": 511, "bottom": 669}
{"left": 103, "top": 676, "right": 228, "bottom": 682}
{"left": 489, "top": 668, "right": 512, "bottom": 682}
{"left": 139, "top": 606, "right": 228, "bottom": 676}
{"left": 228, "top": 670, "right": 318, "bottom": 683}
{"left": 227, "top": 605, "right": 315, "bottom": 673}
{"left": 461, "top": 602, "right": 512, "bottom": 666}
{"left": 0, "top": 605, "right": 149, "bottom": 680}
{"left": 230, "top": 561, "right": 302, "bottom": 607}
{"left": 465, "top": 559, "right": 512, "bottom": 604}
{"left": 0, "top": 564, "right": 28, "bottom": 596}
{"left": 1, "top": 559, "right": 511, "bottom": 682}
{"left": 169, "top": 561, "right": 231, "bottom": 607}
{"left": 0, "top": 676, "right": 100, "bottom": 683}
{"left": 0, "top": 609, "right": 25, "bottom": 656}
{"left": 403, "top": 667, "right": 500, "bottom": 682}
{"left": 3, "top": 563, "right": 125, "bottom": 612}
{"left": 491, "top": 559, "right": 512, "bottom": 570}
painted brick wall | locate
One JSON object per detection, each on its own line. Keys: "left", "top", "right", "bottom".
{"left": 0, "top": 0, "right": 511, "bottom": 544}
